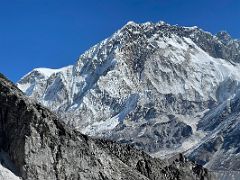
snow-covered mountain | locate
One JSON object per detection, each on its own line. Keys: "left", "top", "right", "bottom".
{"left": 17, "top": 21, "right": 240, "bottom": 171}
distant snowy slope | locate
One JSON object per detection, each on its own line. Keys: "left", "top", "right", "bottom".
{"left": 187, "top": 89, "right": 240, "bottom": 170}
{"left": 17, "top": 21, "right": 240, "bottom": 170}
{"left": 18, "top": 65, "right": 73, "bottom": 110}
{"left": 0, "top": 151, "right": 20, "bottom": 180}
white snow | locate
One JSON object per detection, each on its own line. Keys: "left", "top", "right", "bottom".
{"left": 0, "top": 151, "right": 21, "bottom": 180}
{"left": 0, "top": 165, "right": 20, "bottom": 180}
{"left": 182, "top": 25, "right": 198, "bottom": 30}
{"left": 125, "top": 21, "right": 137, "bottom": 26}
{"left": 34, "top": 65, "right": 73, "bottom": 78}
{"left": 81, "top": 116, "right": 119, "bottom": 136}
{"left": 16, "top": 82, "right": 32, "bottom": 94}
{"left": 19, "top": 65, "right": 73, "bottom": 80}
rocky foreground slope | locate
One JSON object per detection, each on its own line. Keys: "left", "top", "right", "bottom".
{"left": 17, "top": 21, "right": 240, "bottom": 171}
{"left": 0, "top": 73, "right": 213, "bottom": 179}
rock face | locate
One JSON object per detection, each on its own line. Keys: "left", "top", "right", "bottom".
{"left": 0, "top": 73, "right": 213, "bottom": 179}
{"left": 187, "top": 89, "right": 240, "bottom": 171}
{"left": 17, "top": 21, "right": 240, "bottom": 170}
{"left": 211, "top": 171, "right": 240, "bottom": 180}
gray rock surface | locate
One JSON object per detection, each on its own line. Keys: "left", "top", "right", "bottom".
{"left": 211, "top": 171, "right": 240, "bottom": 180}
{"left": 187, "top": 89, "right": 240, "bottom": 171}
{"left": 0, "top": 73, "right": 213, "bottom": 179}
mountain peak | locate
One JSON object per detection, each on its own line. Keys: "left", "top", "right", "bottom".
{"left": 216, "top": 31, "right": 232, "bottom": 44}
{"left": 126, "top": 20, "right": 138, "bottom": 26}
{"left": 17, "top": 21, "right": 240, "bottom": 173}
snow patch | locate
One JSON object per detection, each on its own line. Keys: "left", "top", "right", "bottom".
{"left": 0, "top": 150, "right": 21, "bottom": 180}
{"left": 81, "top": 116, "right": 119, "bottom": 136}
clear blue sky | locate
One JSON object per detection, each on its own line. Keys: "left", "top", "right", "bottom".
{"left": 0, "top": 0, "right": 239, "bottom": 82}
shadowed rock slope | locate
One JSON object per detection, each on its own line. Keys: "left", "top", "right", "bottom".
{"left": 0, "top": 73, "right": 213, "bottom": 179}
